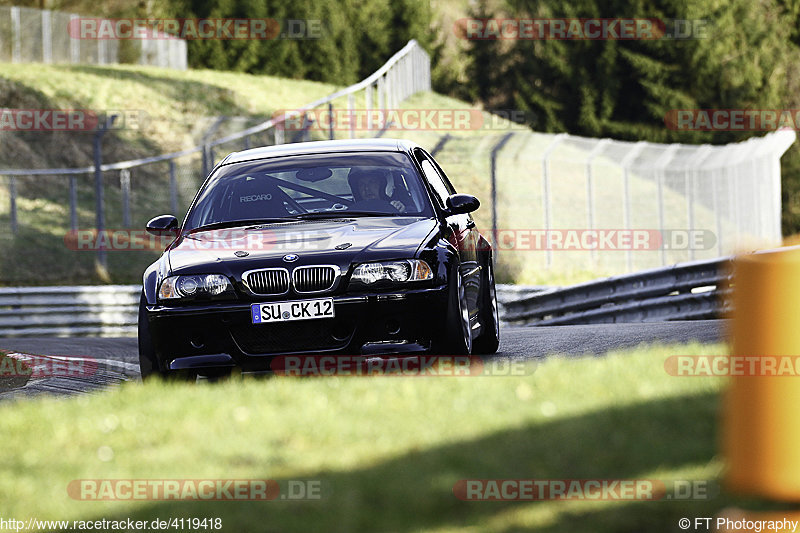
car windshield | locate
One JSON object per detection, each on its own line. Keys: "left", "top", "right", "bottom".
{"left": 184, "top": 151, "right": 434, "bottom": 231}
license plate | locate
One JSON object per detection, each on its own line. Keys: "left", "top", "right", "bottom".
{"left": 251, "top": 298, "right": 334, "bottom": 324}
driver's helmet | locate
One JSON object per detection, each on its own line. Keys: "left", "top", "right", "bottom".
{"left": 348, "top": 168, "right": 392, "bottom": 202}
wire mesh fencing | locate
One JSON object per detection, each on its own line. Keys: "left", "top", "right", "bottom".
{"left": 0, "top": 6, "right": 186, "bottom": 69}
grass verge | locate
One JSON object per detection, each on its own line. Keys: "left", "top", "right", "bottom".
{"left": 0, "top": 342, "right": 787, "bottom": 532}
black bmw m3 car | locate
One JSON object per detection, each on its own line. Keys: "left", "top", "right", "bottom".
{"left": 139, "top": 138, "right": 499, "bottom": 379}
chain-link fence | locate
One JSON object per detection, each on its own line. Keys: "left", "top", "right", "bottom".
{"left": 0, "top": 36, "right": 794, "bottom": 286}
{"left": 417, "top": 129, "right": 794, "bottom": 284}
{"left": 0, "top": 6, "right": 187, "bottom": 69}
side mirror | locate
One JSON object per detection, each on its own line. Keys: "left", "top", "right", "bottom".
{"left": 445, "top": 194, "right": 480, "bottom": 215}
{"left": 146, "top": 214, "right": 179, "bottom": 236}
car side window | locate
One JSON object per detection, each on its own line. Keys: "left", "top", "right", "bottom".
{"left": 416, "top": 150, "right": 451, "bottom": 208}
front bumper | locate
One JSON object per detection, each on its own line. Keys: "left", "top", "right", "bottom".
{"left": 145, "top": 286, "right": 448, "bottom": 373}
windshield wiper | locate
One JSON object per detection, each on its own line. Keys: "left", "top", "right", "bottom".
{"left": 189, "top": 218, "right": 293, "bottom": 233}
{"left": 290, "top": 211, "right": 391, "bottom": 219}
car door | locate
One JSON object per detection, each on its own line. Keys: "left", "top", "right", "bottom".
{"left": 413, "top": 148, "right": 481, "bottom": 317}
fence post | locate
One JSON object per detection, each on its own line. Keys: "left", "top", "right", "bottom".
{"left": 11, "top": 7, "right": 20, "bottom": 63}
{"left": 69, "top": 14, "right": 80, "bottom": 63}
{"left": 5, "top": 175, "right": 17, "bottom": 234}
{"left": 169, "top": 161, "right": 178, "bottom": 215}
{"left": 365, "top": 84, "right": 373, "bottom": 133}
{"left": 42, "top": 10, "right": 52, "bottom": 64}
{"left": 686, "top": 146, "right": 713, "bottom": 261}
{"left": 585, "top": 139, "right": 610, "bottom": 268}
{"left": 201, "top": 145, "right": 209, "bottom": 178}
{"left": 654, "top": 145, "right": 680, "bottom": 266}
{"left": 328, "top": 102, "right": 334, "bottom": 140}
{"left": 120, "top": 169, "right": 131, "bottom": 227}
{"left": 98, "top": 39, "right": 107, "bottom": 65}
{"left": 69, "top": 174, "right": 78, "bottom": 231}
{"left": 541, "top": 134, "right": 568, "bottom": 269}
{"left": 377, "top": 76, "right": 386, "bottom": 113}
{"left": 620, "top": 142, "right": 647, "bottom": 272}
{"left": 94, "top": 115, "right": 117, "bottom": 268}
{"left": 490, "top": 133, "right": 514, "bottom": 255}
{"left": 348, "top": 93, "right": 355, "bottom": 139}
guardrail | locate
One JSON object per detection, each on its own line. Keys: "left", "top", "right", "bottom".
{"left": 501, "top": 257, "right": 732, "bottom": 326}
{"left": 0, "top": 285, "right": 140, "bottom": 337}
{"left": 0, "top": 257, "right": 732, "bottom": 336}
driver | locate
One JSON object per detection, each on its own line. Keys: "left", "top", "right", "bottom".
{"left": 348, "top": 168, "right": 407, "bottom": 212}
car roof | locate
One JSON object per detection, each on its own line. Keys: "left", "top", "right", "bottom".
{"left": 220, "top": 138, "right": 422, "bottom": 166}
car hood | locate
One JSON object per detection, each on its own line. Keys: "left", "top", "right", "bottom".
{"left": 166, "top": 216, "right": 439, "bottom": 275}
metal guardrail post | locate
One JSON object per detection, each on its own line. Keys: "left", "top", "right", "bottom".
{"left": 490, "top": 133, "right": 514, "bottom": 255}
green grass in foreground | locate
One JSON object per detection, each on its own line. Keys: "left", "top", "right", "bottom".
{"left": 0, "top": 342, "right": 788, "bottom": 532}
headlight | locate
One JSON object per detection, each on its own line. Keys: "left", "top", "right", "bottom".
{"left": 158, "top": 274, "right": 235, "bottom": 300}
{"left": 350, "top": 260, "right": 433, "bottom": 285}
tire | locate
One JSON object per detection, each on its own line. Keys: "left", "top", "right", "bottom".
{"left": 138, "top": 293, "right": 161, "bottom": 380}
{"left": 138, "top": 294, "right": 195, "bottom": 383}
{"left": 436, "top": 263, "right": 472, "bottom": 355}
{"left": 473, "top": 257, "right": 500, "bottom": 355}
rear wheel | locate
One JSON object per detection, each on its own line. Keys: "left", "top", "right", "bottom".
{"left": 473, "top": 258, "right": 500, "bottom": 354}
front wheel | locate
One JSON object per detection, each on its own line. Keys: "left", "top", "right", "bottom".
{"left": 138, "top": 294, "right": 161, "bottom": 380}
{"left": 473, "top": 258, "right": 500, "bottom": 354}
{"left": 138, "top": 294, "right": 195, "bottom": 383}
{"left": 435, "top": 264, "right": 472, "bottom": 355}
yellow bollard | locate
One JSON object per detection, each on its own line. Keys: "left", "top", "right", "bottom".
{"left": 725, "top": 246, "right": 800, "bottom": 500}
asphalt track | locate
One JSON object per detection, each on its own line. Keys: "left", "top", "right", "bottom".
{"left": 0, "top": 320, "right": 726, "bottom": 400}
